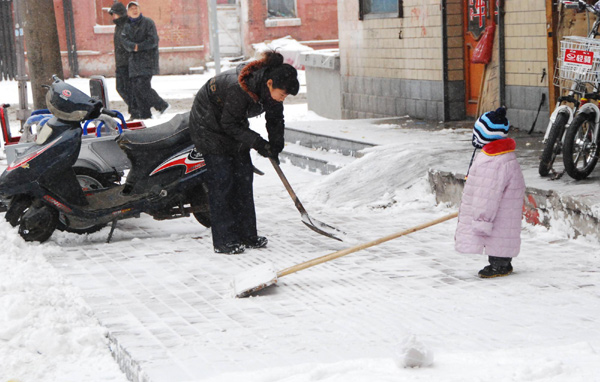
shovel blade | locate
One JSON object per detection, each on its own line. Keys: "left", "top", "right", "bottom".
{"left": 301, "top": 213, "right": 345, "bottom": 242}
{"left": 232, "top": 262, "right": 278, "bottom": 298}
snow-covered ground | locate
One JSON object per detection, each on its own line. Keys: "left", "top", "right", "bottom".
{"left": 1, "top": 75, "right": 600, "bottom": 382}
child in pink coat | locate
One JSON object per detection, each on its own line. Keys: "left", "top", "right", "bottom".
{"left": 455, "top": 107, "right": 526, "bottom": 278}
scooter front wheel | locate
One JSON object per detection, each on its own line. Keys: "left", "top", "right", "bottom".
{"left": 5, "top": 195, "right": 32, "bottom": 227}
{"left": 18, "top": 202, "right": 59, "bottom": 242}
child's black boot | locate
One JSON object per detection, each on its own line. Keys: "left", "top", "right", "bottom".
{"left": 478, "top": 256, "right": 513, "bottom": 278}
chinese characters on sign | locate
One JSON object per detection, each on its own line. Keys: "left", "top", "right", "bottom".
{"left": 468, "top": 0, "right": 500, "bottom": 40}
{"left": 564, "top": 49, "right": 594, "bottom": 66}
{"left": 469, "top": 0, "right": 486, "bottom": 29}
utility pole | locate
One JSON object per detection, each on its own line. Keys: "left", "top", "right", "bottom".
{"left": 208, "top": 0, "right": 221, "bottom": 74}
{"left": 62, "top": 0, "right": 79, "bottom": 77}
{"left": 21, "top": 0, "right": 64, "bottom": 109}
{"left": 12, "top": 0, "right": 29, "bottom": 126}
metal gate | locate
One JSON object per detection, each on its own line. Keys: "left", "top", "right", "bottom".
{"left": 0, "top": 0, "right": 16, "bottom": 81}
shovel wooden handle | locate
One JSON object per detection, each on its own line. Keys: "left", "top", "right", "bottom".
{"left": 270, "top": 157, "right": 308, "bottom": 215}
{"left": 277, "top": 211, "right": 459, "bottom": 278}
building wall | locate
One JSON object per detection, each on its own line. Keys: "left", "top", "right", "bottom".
{"left": 445, "top": 0, "right": 465, "bottom": 121}
{"left": 50, "top": 0, "right": 209, "bottom": 78}
{"left": 241, "top": 0, "right": 338, "bottom": 56}
{"left": 338, "top": 0, "right": 448, "bottom": 120}
{"left": 504, "top": 1, "right": 549, "bottom": 131}
{"left": 338, "top": 0, "right": 551, "bottom": 125}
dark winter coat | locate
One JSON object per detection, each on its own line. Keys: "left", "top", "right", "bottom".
{"left": 113, "top": 16, "right": 129, "bottom": 68}
{"left": 120, "top": 15, "right": 160, "bottom": 77}
{"left": 189, "top": 63, "right": 285, "bottom": 155}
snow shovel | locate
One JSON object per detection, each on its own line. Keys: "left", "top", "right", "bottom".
{"left": 269, "top": 157, "right": 345, "bottom": 242}
{"left": 232, "top": 211, "right": 459, "bottom": 298}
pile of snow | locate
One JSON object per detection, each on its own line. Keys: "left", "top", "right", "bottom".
{"left": 252, "top": 35, "right": 314, "bottom": 69}
{"left": 394, "top": 334, "right": 434, "bottom": 368}
{"left": 304, "top": 143, "right": 440, "bottom": 211}
{"left": 0, "top": 219, "right": 128, "bottom": 382}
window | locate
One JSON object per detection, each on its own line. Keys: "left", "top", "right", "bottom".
{"left": 96, "top": 0, "right": 114, "bottom": 26}
{"left": 268, "top": 0, "right": 296, "bottom": 18}
{"left": 359, "top": 0, "right": 403, "bottom": 20}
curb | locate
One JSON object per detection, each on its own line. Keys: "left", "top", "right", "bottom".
{"left": 108, "top": 333, "right": 153, "bottom": 382}
{"left": 428, "top": 169, "right": 600, "bottom": 239}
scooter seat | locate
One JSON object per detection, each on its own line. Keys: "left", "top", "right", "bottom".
{"left": 118, "top": 112, "right": 190, "bottom": 151}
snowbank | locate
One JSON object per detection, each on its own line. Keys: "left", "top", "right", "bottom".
{"left": 252, "top": 35, "right": 314, "bottom": 70}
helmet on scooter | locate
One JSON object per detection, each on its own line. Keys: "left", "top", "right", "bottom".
{"left": 46, "top": 76, "right": 103, "bottom": 122}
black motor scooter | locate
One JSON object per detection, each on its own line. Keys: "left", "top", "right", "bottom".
{"left": 0, "top": 76, "right": 210, "bottom": 242}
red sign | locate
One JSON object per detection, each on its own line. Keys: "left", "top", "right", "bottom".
{"left": 564, "top": 49, "right": 594, "bottom": 66}
{"left": 469, "top": 0, "right": 486, "bottom": 28}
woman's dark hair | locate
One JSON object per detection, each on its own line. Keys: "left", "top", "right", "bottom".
{"left": 268, "top": 64, "right": 299, "bottom": 96}
{"left": 239, "top": 50, "right": 299, "bottom": 101}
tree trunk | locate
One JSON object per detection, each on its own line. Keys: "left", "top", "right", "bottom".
{"left": 21, "top": 0, "right": 64, "bottom": 109}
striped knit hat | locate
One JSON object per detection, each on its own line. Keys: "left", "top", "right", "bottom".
{"left": 472, "top": 107, "right": 510, "bottom": 148}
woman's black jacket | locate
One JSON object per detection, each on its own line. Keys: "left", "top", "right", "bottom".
{"left": 189, "top": 63, "right": 285, "bottom": 155}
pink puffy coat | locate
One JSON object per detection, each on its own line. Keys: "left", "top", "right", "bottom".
{"left": 455, "top": 138, "right": 526, "bottom": 258}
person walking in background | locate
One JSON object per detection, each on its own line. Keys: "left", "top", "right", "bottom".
{"left": 121, "top": 1, "right": 169, "bottom": 120}
{"left": 455, "top": 107, "right": 526, "bottom": 278}
{"left": 108, "top": 2, "right": 137, "bottom": 120}
{"left": 189, "top": 51, "right": 299, "bottom": 255}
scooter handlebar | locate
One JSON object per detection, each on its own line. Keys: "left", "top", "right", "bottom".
{"left": 101, "top": 108, "right": 119, "bottom": 118}
{"left": 562, "top": 0, "right": 600, "bottom": 14}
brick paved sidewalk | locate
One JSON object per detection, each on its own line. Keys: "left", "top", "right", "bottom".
{"left": 44, "top": 150, "right": 600, "bottom": 381}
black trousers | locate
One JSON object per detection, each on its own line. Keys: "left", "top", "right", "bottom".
{"left": 203, "top": 152, "right": 257, "bottom": 248}
{"left": 115, "top": 66, "right": 136, "bottom": 116}
{"left": 130, "top": 75, "right": 168, "bottom": 119}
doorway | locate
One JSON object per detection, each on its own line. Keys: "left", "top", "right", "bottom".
{"left": 217, "top": 0, "right": 242, "bottom": 57}
{"left": 463, "top": 0, "right": 489, "bottom": 118}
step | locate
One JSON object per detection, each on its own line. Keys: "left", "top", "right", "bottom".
{"left": 284, "top": 127, "right": 374, "bottom": 158}
{"left": 281, "top": 127, "right": 375, "bottom": 174}
{"left": 280, "top": 142, "right": 356, "bottom": 175}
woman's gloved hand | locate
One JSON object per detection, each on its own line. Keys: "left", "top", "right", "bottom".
{"left": 269, "top": 137, "right": 285, "bottom": 154}
{"left": 253, "top": 138, "right": 280, "bottom": 164}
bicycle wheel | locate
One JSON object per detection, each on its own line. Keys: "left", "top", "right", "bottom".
{"left": 539, "top": 112, "right": 569, "bottom": 176}
{"left": 562, "top": 112, "right": 600, "bottom": 180}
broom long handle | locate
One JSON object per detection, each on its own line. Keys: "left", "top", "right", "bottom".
{"left": 277, "top": 211, "right": 459, "bottom": 278}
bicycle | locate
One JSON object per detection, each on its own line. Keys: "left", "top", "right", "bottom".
{"left": 539, "top": 0, "right": 600, "bottom": 178}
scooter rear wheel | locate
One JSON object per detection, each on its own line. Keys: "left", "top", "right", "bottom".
{"left": 190, "top": 184, "right": 211, "bottom": 228}
{"left": 57, "top": 168, "right": 112, "bottom": 234}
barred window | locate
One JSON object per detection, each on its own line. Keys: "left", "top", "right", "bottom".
{"left": 268, "top": 0, "right": 296, "bottom": 18}
{"left": 96, "top": 0, "right": 114, "bottom": 26}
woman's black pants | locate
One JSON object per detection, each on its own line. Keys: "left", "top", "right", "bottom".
{"left": 203, "top": 151, "right": 257, "bottom": 248}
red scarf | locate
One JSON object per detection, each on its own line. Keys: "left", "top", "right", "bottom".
{"left": 482, "top": 138, "right": 516, "bottom": 156}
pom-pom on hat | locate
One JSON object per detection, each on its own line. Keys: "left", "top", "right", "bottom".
{"left": 472, "top": 107, "right": 510, "bottom": 148}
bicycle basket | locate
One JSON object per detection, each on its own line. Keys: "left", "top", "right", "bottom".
{"left": 554, "top": 36, "right": 600, "bottom": 91}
